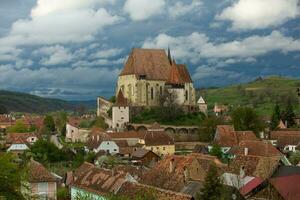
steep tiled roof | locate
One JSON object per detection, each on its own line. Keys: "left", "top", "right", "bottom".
{"left": 28, "top": 160, "right": 58, "bottom": 183}
{"left": 71, "top": 164, "right": 129, "bottom": 196}
{"left": 132, "top": 148, "right": 153, "bottom": 158}
{"left": 86, "top": 131, "right": 111, "bottom": 150}
{"left": 214, "top": 125, "right": 238, "bottom": 147}
{"left": 229, "top": 155, "right": 280, "bottom": 179}
{"left": 118, "top": 181, "right": 193, "bottom": 200}
{"left": 229, "top": 140, "right": 282, "bottom": 157}
{"left": 67, "top": 117, "right": 81, "bottom": 128}
{"left": 73, "top": 162, "right": 95, "bottom": 180}
{"left": 119, "top": 48, "right": 192, "bottom": 83}
{"left": 270, "top": 130, "right": 300, "bottom": 148}
{"left": 142, "top": 154, "right": 224, "bottom": 192}
{"left": 114, "top": 90, "right": 128, "bottom": 107}
{"left": 214, "top": 125, "right": 259, "bottom": 147}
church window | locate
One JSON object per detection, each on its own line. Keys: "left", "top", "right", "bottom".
{"left": 151, "top": 87, "right": 154, "bottom": 100}
{"left": 185, "top": 90, "right": 188, "bottom": 101}
{"left": 160, "top": 86, "right": 162, "bottom": 95}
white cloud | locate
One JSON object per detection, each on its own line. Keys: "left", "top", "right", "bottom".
{"left": 15, "top": 59, "right": 33, "bottom": 69}
{"left": 217, "top": 0, "right": 300, "bottom": 30}
{"left": 143, "top": 31, "right": 300, "bottom": 62}
{"left": 0, "top": 46, "right": 22, "bottom": 61}
{"left": 124, "top": 0, "right": 165, "bottom": 21}
{"left": 0, "top": 0, "right": 122, "bottom": 47}
{"left": 90, "top": 48, "right": 123, "bottom": 59}
{"left": 72, "top": 57, "right": 125, "bottom": 67}
{"left": 168, "top": 0, "right": 202, "bottom": 18}
{"left": 36, "top": 45, "right": 73, "bottom": 65}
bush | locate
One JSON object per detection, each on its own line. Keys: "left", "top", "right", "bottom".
{"left": 57, "top": 187, "right": 69, "bottom": 200}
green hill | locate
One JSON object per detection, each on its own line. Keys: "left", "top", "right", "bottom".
{"left": 0, "top": 90, "right": 74, "bottom": 113}
{"left": 199, "top": 76, "right": 300, "bottom": 116}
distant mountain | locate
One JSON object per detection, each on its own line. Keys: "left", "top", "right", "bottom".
{"left": 198, "top": 76, "right": 300, "bottom": 116}
{"left": 0, "top": 90, "right": 74, "bottom": 113}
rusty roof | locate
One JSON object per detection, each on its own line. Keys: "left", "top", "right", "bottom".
{"left": 6, "top": 132, "right": 38, "bottom": 144}
{"left": 270, "top": 130, "right": 300, "bottom": 148}
{"left": 229, "top": 140, "right": 282, "bottom": 157}
{"left": 229, "top": 155, "right": 280, "bottom": 179}
{"left": 72, "top": 164, "right": 128, "bottom": 196}
{"left": 28, "top": 160, "right": 58, "bottom": 183}
{"left": 120, "top": 48, "right": 192, "bottom": 83}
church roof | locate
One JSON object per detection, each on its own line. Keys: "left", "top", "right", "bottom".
{"left": 115, "top": 90, "right": 128, "bottom": 107}
{"left": 120, "top": 48, "right": 192, "bottom": 83}
{"left": 197, "top": 96, "right": 206, "bottom": 104}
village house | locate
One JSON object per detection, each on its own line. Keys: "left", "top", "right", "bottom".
{"left": 66, "top": 118, "right": 90, "bottom": 143}
{"left": 6, "top": 132, "right": 39, "bottom": 156}
{"left": 116, "top": 48, "right": 196, "bottom": 108}
{"left": 108, "top": 127, "right": 175, "bottom": 156}
{"left": 212, "top": 125, "right": 259, "bottom": 153}
{"left": 131, "top": 148, "right": 160, "bottom": 166}
{"left": 270, "top": 130, "right": 300, "bottom": 153}
{"left": 0, "top": 114, "right": 15, "bottom": 130}
{"left": 213, "top": 103, "right": 228, "bottom": 116}
{"left": 23, "top": 160, "right": 59, "bottom": 200}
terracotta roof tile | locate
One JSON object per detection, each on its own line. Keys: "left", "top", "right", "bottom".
{"left": 28, "top": 160, "right": 58, "bottom": 182}
{"left": 114, "top": 90, "right": 128, "bottom": 107}
{"left": 270, "top": 174, "right": 300, "bottom": 200}
{"left": 270, "top": 130, "right": 300, "bottom": 148}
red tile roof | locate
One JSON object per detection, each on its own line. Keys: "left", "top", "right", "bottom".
{"left": 28, "top": 160, "right": 58, "bottom": 183}
{"left": 229, "top": 140, "right": 282, "bottom": 157}
{"left": 214, "top": 125, "right": 259, "bottom": 147}
{"left": 270, "top": 130, "right": 300, "bottom": 148}
{"left": 270, "top": 174, "right": 300, "bottom": 200}
{"left": 6, "top": 132, "right": 38, "bottom": 145}
{"left": 239, "top": 177, "right": 263, "bottom": 196}
{"left": 120, "top": 48, "right": 192, "bottom": 83}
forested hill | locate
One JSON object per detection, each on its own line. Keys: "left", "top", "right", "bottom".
{"left": 0, "top": 90, "right": 75, "bottom": 113}
{"left": 199, "top": 76, "right": 300, "bottom": 116}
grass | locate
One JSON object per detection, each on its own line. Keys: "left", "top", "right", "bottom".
{"left": 199, "top": 76, "right": 300, "bottom": 116}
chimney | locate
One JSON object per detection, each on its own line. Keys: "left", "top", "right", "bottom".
{"left": 244, "top": 147, "right": 248, "bottom": 156}
{"left": 169, "top": 158, "right": 175, "bottom": 173}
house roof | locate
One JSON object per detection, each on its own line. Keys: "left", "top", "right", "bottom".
{"left": 118, "top": 181, "right": 193, "bottom": 200}
{"left": 229, "top": 140, "right": 282, "bottom": 157}
{"left": 28, "top": 160, "right": 58, "bottom": 183}
{"left": 108, "top": 130, "right": 174, "bottom": 146}
{"left": 71, "top": 163, "right": 129, "bottom": 196}
{"left": 67, "top": 117, "right": 81, "bottom": 128}
{"left": 214, "top": 125, "right": 259, "bottom": 147}
{"left": 86, "top": 131, "right": 111, "bottom": 150}
{"left": 131, "top": 148, "right": 158, "bottom": 159}
{"left": 142, "top": 154, "right": 224, "bottom": 192}
{"left": 229, "top": 155, "right": 280, "bottom": 179}
{"left": 270, "top": 130, "right": 300, "bottom": 148}
{"left": 119, "top": 48, "right": 192, "bottom": 83}
{"left": 6, "top": 132, "right": 38, "bottom": 145}
{"left": 270, "top": 174, "right": 300, "bottom": 200}
{"left": 239, "top": 177, "right": 263, "bottom": 196}
{"left": 114, "top": 90, "right": 128, "bottom": 107}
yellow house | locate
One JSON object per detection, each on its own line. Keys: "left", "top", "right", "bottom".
{"left": 116, "top": 48, "right": 196, "bottom": 107}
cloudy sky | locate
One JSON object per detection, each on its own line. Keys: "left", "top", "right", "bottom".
{"left": 0, "top": 0, "right": 299, "bottom": 100}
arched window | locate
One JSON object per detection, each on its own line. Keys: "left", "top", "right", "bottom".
{"left": 160, "top": 86, "right": 163, "bottom": 96}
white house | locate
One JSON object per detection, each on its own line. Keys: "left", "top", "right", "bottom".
{"left": 197, "top": 96, "right": 207, "bottom": 114}
{"left": 95, "top": 140, "right": 119, "bottom": 154}
{"left": 66, "top": 119, "right": 90, "bottom": 143}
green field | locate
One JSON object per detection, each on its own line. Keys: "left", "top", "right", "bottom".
{"left": 199, "top": 76, "right": 300, "bottom": 116}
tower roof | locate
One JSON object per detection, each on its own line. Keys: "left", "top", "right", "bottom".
{"left": 115, "top": 90, "right": 128, "bottom": 107}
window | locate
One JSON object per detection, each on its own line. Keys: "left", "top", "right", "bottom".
{"left": 156, "top": 147, "right": 159, "bottom": 150}
{"left": 160, "top": 86, "right": 162, "bottom": 95}
{"left": 163, "top": 147, "right": 166, "bottom": 151}
{"left": 107, "top": 142, "right": 109, "bottom": 145}
{"left": 38, "top": 182, "right": 48, "bottom": 194}
{"left": 121, "top": 117, "right": 124, "bottom": 119}
{"left": 151, "top": 87, "right": 154, "bottom": 100}
{"left": 114, "top": 149, "right": 117, "bottom": 151}
{"left": 185, "top": 90, "right": 188, "bottom": 101}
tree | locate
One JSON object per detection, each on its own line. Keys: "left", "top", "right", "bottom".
{"left": 209, "top": 144, "right": 223, "bottom": 159}
{"left": 197, "top": 164, "right": 222, "bottom": 200}
{"left": 0, "top": 105, "right": 8, "bottom": 114}
{"left": 91, "top": 117, "right": 108, "bottom": 129}
{"left": 199, "top": 116, "right": 224, "bottom": 142}
{"left": 109, "top": 96, "right": 116, "bottom": 103}
{"left": 7, "top": 120, "right": 28, "bottom": 133}
{"left": 0, "top": 153, "right": 25, "bottom": 199}
{"left": 270, "top": 104, "right": 281, "bottom": 130}
{"left": 289, "top": 152, "right": 300, "bottom": 165}
{"left": 55, "top": 111, "right": 67, "bottom": 134}
{"left": 282, "top": 98, "right": 296, "bottom": 128}
{"left": 43, "top": 115, "right": 56, "bottom": 132}
{"left": 231, "top": 107, "right": 264, "bottom": 136}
